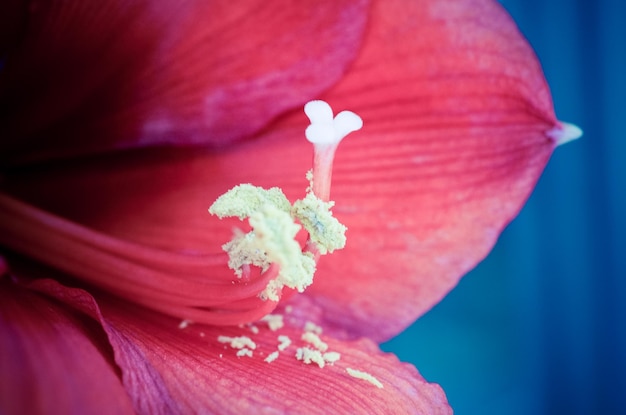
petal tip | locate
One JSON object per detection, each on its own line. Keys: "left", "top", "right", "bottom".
{"left": 547, "top": 122, "right": 583, "bottom": 147}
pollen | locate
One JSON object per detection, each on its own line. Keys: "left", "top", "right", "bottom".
{"left": 296, "top": 346, "right": 326, "bottom": 368}
{"left": 301, "top": 332, "right": 328, "bottom": 352}
{"left": 264, "top": 351, "right": 280, "bottom": 363}
{"left": 236, "top": 348, "right": 254, "bottom": 358}
{"left": 217, "top": 335, "right": 257, "bottom": 350}
{"left": 250, "top": 204, "right": 316, "bottom": 300}
{"left": 322, "top": 351, "right": 341, "bottom": 364}
{"left": 277, "top": 335, "right": 292, "bottom": 351}
{"left": 304, "top": 321, "right": 323, "bottom": 335}
{"left": 346, "top": 368, "right": 384, "bottom": 389}
{"left": 292, "top": 192, "right": 346, "bottom": 255}
{"left": 222, "top": 230, "right": 270, "bottom": 278}
{"left": 208, "top": 184, "right": 291, "bottom": 220}
{"left": 215, "top": 200, "right": 317, "bottom": 302}
{"left": 260, "top": 314, "right": 284, "bottom": 331}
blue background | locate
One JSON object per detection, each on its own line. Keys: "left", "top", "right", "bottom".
{"left": 382, "top": 1, "right": 626, "bottom": 414}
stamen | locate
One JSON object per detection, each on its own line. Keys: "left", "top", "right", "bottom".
{"left": 206, "top": 101, "right": 358, "bottom": 312}
{"left": 304, "top": 100, "right": 363, "bottom": 201}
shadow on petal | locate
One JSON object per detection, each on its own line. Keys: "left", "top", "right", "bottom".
{"left": 0, "top": 0, "right": 369, "bottom": 165}
{"left": 0, "top": 273, "right": 135, "bottom": 414}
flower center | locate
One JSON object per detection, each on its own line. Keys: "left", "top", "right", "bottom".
{"left": 208, "top": 100, "right": 362, "bottom": 308}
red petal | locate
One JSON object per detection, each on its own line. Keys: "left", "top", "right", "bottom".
{"left": 74, "top": 291, "right": 450, "bottom": 413}
{"left": 2, "top": 269, "right": 447, "bottom": 413}
{"left": 303, "top": 0, "right": 559, "bottom": 340}
{"left": 0, "top": 0, "right": 368, "bottom": 165}
{"left": 0, "top": 272, "right": 135, "bottom": 414}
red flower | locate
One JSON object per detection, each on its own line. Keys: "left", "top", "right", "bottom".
{"left": 0, "top": 0, "right": 579, "bottom": 413}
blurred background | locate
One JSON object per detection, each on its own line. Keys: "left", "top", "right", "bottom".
{"left": 382, "top": 0, "right": 626, "bottom": 414}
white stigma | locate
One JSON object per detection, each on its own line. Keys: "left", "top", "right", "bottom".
{"left": 303, "top": 100, "right": 363, "bottom": 201}
{"left": 304, "top": 100, "right": 363, "bottom": 145}
{"left": 547, "top": 121, "right": 583, "bottom": 147}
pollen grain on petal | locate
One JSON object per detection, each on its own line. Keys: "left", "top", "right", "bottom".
{"left": 301, "top": 331, "right": 328, "bottom": 352}
{"left": 260, "top": 314, "right": 284, "bottom": 331}
{"left": 346, "top": 368, "right": 384, "bottom": 389}
{"left": 304, "top": 321, "right": 323, "bottom": 335}
{"left": 236, "top": 348, "right": 254, "bottom": 358}
{"left": 277, "top": 335, "right": 292, "bottom": 351}
{"left": 217, "top": 335, "right": 257, "bottom": 350}
{"left": 322, "top": 351, "right": 341, "bottom": 364}
{"left": 295, "top": 346, "right": 326, "bottom": 368}
{"left": 264, "top": 351, "right": 280, "bottom": 363}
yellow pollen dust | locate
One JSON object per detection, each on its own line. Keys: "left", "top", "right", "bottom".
{"left": 346, "top": 368, "right": 384, "bottom": 389}
{"left": 277, "top": 335, "right": 292, "bottom": 351}
{"left": 264, "top": 351, "right": 280, "bottom": 363}
{"left": 301, "top": 332, "right": 328, "bottom": 352}
{"left": 260, "top": 314, "right": 285, "bottom": 331}
{"left": 217, "top": 335, "right": 257, "bottom": 350}
{"left": 292, "top": 189, "right": 346, "bottom": 255}
{"left": 208, "top": 178, "right": 346, "bottom": 302}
